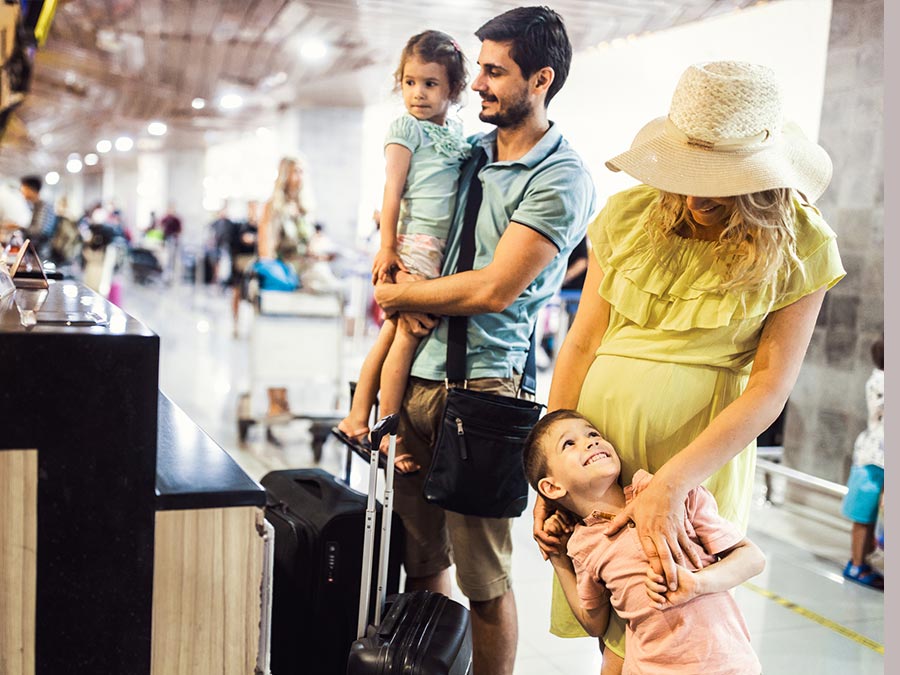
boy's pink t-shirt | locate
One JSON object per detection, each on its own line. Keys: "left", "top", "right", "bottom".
{"left": 567, "top": 470, "right": 761, "bottom": 675}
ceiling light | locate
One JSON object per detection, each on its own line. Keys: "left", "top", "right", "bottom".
{"left": 84, "top": 153, "right": 99, "bottom": 166}
{"left": 41, "top": 133, "right": 53, "bottom": 146}
{"left": 114, "top": 136, "right": 134, "bottom": 151}
{"left": 191, "top": 97, "right": 206, "bottom": 110}
{"left": 45, "top": 171, "right": 60, "bottom": 185}
{"left": 299, "top": 38, "right": 327, "bottom": 62}
{"left": 256, "top": 127, "right": 272, "bottom": 138}
{"left": 261, "top": 71, "right": 288, "bottom": 88}
{"left": 219, "top": 93, "right": 243, "bottom": 110}
{"left": 96, "top": 139, "right": 112, "bottom": 153}
{"left": 147, "top": 121, "right": 167, "bottom": 136}
{"left": 66, "top": 158, "right": 83, "bottom": 173}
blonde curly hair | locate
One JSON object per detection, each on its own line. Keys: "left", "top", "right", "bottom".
{"left": 643, "top": 188, "right": 805, "bottom": 304}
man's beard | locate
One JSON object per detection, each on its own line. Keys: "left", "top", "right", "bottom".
{"left": 478, "top": 88, "right": 532, "bottom": 128}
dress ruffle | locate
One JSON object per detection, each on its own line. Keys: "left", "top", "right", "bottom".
{"left": 421, "top": 118, "right": 471, "bottom": 161}
{"left": 590, "top": 185, "right": 844, "bottom": 331}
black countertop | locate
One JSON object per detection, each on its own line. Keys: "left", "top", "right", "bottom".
{"left": 0, "top": 279, "right": 154, "bottom": 336}
{"left": 156, "top": 391, "right": 265, "bottom": 511}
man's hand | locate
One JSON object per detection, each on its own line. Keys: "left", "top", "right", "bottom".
{"left": 399, "top": 312, "right": 438, "bottom": 337}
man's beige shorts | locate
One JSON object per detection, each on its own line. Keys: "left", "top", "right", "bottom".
{"left": 394, "top": 376, "right": 524, "bottom": 602}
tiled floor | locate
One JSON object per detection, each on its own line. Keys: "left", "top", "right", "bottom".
{"left": 119, "top": 274, "right": 884, "bottom": 675}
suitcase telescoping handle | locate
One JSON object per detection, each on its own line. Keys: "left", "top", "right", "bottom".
{"left": 356, "top": 413, "right": 401, "bottom": 640}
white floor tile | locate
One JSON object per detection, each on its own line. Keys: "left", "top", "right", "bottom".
{"left": 116, "top": 276, "right": 884, "bottom": 675}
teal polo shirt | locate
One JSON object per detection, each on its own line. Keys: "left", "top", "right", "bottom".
{"left": 410, "top": 122, "right": 596, "bottom": 381}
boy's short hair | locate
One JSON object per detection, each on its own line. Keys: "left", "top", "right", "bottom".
{"left": 475, "top": 6, "right": 572, "bottom": 105}
{"left": 522, "top": 409, "right": 591, "bottom": 495}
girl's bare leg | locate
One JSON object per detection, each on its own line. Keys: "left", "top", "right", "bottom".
{"left": 378, "top": 317, "right": 424, "bottom": 473}
{"left": 338, "top": 318, "right": 397, "bottom": 439}
{"left": 850, "top": 520, "right": 877, "bottom": 567}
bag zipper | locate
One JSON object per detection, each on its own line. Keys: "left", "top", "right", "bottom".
{"left": 455, "top": 417, "right": 468, "bottom": 460}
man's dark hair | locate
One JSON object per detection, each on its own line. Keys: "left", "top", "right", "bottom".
{"left": 20, "top": 175, "right": 42, "bottom": 192}
{"left": 475, "top": 6, "right": 572, "bottom": 105}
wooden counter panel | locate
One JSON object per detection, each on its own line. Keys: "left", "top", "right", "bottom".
{"left": 151, "top": 506, "right": 266, "bottom": 675}
{"left": 0, "top": 449, "right": 37, "bottom": 675}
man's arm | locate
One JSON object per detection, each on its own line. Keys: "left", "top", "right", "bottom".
{"left": 549, "top": 554, "right": 610, "bottom": 637}
{"left": 374, "top": 221, "right": 559, "bottom": 316}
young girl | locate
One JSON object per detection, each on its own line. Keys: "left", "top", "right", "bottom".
{"left": 336, "top": 30, "right": 470, "bottom": 472}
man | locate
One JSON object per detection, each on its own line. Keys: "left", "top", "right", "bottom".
{"left": 20, "top": 174, "right": 56, "bottom": 250}
{"left": 374, "top": 7, "right": 595, "bottom": 673}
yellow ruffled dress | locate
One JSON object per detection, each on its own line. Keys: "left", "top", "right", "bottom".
{"left": 550, "top": 185, "right": 845, "bottom": 653}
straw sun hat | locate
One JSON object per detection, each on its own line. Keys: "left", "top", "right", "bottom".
{"left": 605, "top": 61, "right": 833, "bottom": 202}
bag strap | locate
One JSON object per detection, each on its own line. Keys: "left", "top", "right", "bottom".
{"left": 446, "top": 149, "right": 537, "bottom": 396}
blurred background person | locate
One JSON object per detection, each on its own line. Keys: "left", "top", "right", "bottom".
{"left": 257, "top": 157, "right": 314, "bottom": 418}
{"left": 20, "top": 174, "right": 55, "bottom": 255}
{"left": 228, "top": 200, "right": 259, "bottom": 337}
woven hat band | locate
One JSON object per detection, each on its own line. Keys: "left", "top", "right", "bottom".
{"left": 663, "top": 118, "right": 773, "bottom": 151}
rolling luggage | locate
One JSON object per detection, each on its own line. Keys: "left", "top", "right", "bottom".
{"left": 262, "top": 467, "right": 402, "bottom": 675}
{"left": 346, "top": 414, "right": 473, "bottom": 675}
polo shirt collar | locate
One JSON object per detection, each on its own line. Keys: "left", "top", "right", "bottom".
{"left": 477, "top": 121, "right": 562, "bottom": 168}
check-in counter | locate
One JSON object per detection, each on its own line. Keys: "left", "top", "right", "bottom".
{"left": 153, "top": 392, "right": 268, "bottom": 675}
{"left": 0, "top": 281, "right": 268, "bottom": 674}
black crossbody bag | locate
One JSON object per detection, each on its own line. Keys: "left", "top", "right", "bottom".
{"left": 422, "top": 150, "right": 544, "bottom": 518}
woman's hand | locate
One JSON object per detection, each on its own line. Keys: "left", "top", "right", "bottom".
{"left": 603, "top": 478, "right": 700, "bottom": 590}
{"left": 372, "top": 247, "right": 407, "bottom": 284}
{"left": 532, "top": 494, "right": 574, "bottom": 560}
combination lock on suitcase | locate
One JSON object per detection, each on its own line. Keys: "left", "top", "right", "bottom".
{"left": 346, "top": 414, "right": 473, "bottom": 675}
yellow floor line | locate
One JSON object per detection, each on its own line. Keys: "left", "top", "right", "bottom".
{"left": 742, "top": 581, "right": 884, "bottom": 654}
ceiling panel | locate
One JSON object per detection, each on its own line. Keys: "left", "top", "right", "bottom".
{"left": 0, "top": 0, "right": 767, "bottom": 175}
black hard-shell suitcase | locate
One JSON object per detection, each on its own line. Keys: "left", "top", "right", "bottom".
{"left": 346, "top": 415, "right": 473, "bottom": 675}
{"left": 262, "top": 468, "right": 402, "bottom": 675}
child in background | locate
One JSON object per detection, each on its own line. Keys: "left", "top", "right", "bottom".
{"left": 524, "top": 409, "right": 765, "bottom": 674}
{"left": 841, "top": 335, "right": 884, "bottom": 589}
{"left": 336, "top": 30, "right": 470, "bottom": 472}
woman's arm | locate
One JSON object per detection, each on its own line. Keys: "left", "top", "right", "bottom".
{"left": 606, "top": 286, "right": 828, "bottom": 589}
{"left": 644, "top": 537, "right": 766, "bottom": 609}
{"left": 372, "top": 144, "right": 413, "bottom": 284}
{"left": 549, "top": 555, "right": 610, "bottom": 637}
{"left": 257, "top": 201, "right": 274, "bottom": 259}
{"left": 533, "top": 255, "right": 611, "bottom": 559}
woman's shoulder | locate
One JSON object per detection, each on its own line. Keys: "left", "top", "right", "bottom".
{"left": 793, "top": 200, "right": 839, "bottom": 258}
{"left": 588, "top": 184, "right": 656, "bottom": 250}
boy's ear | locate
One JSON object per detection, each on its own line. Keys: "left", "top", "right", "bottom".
{"left": 538, "top": 476, "right": 566, "bottom": 502}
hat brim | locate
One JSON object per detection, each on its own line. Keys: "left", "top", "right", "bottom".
{"left": 605, "top": 117, "right": 833, "bottom": 202}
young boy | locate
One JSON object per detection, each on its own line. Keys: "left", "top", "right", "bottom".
{"left": 523, "top": 409, "right": 765, "bottom": 674}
